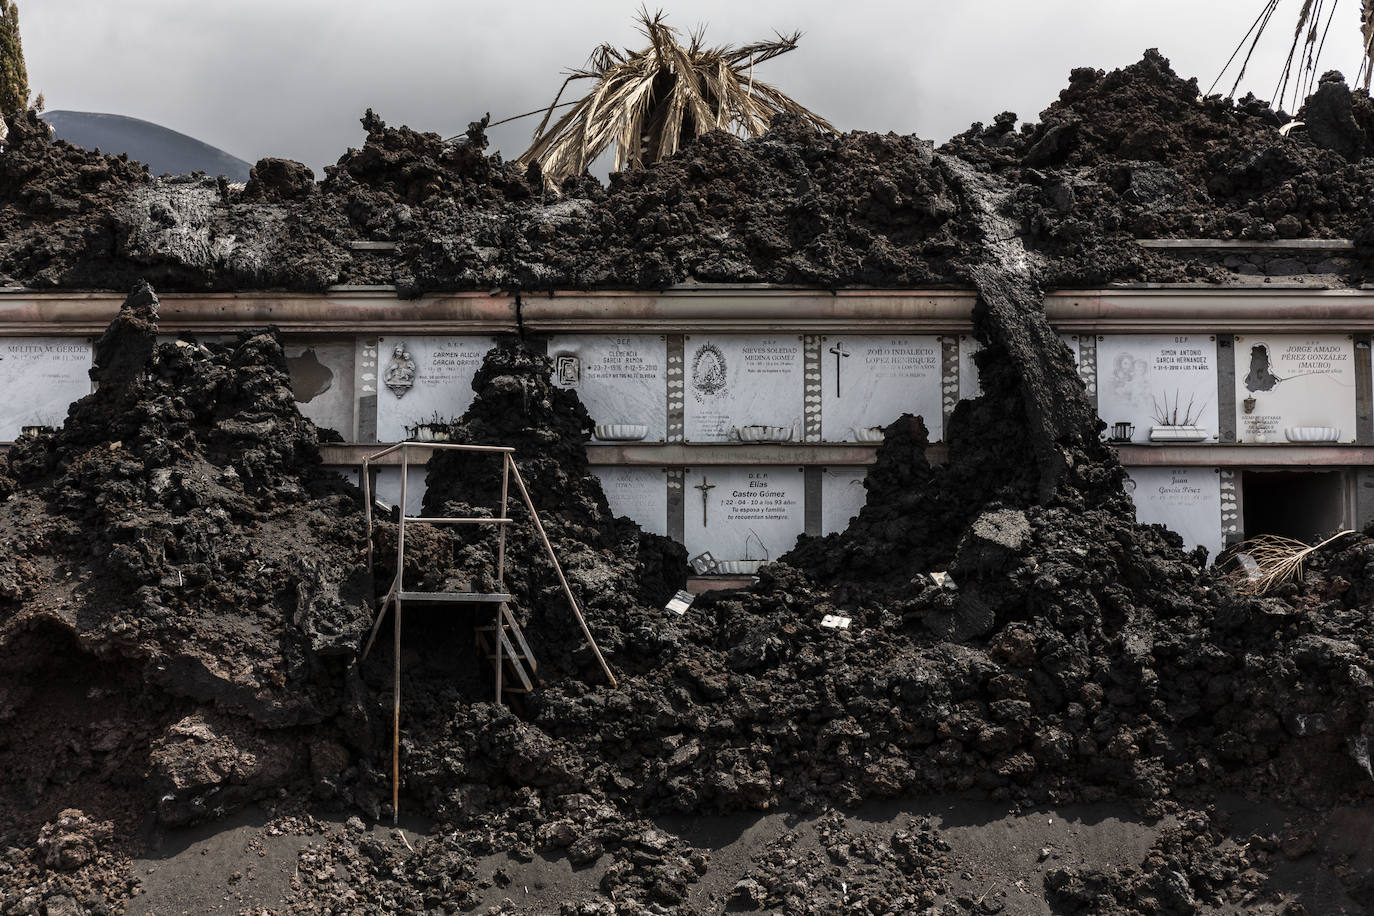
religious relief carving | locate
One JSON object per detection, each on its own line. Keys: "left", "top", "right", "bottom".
{"left": 555, "top": 355, "right": 581, "bottom": 387}
{"left": 384, "top": 343, "right": 416, "bottom": 399}
{"left": 827, "top": 341, "right": 850, "bottom": 397}
{"left": 690, "top": 342, "right": 727, "bottom": 401}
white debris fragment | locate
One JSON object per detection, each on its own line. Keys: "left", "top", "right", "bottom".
{"left": 820, "top": 614, "right": 851, "bottom": 629}
{"left": 665, "top": 590, "right": 694, "bottom": 616}
{"left": 930, "top": 571, "right": 957, "bottom": 589}
{"left": 1352, "top": 736, "right": 1374, "bottom": 782}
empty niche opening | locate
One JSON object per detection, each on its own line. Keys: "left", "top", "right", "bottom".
{"left": 1241, "top": 470, "right": 1347, "bottom": 544}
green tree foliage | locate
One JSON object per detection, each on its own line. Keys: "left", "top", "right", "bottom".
{"left": 0, "top": 1, "right": 30, "bottom": 115}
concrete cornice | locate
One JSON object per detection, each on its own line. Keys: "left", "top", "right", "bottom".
{"left": 0, "top": 289, "right": 515, "bottom": 335}
{"left": 1, "top": 286, "right": 1372, "bottom": 335}
{"left": 1136, "top": 238, "right": 1356, "bottom": 251}
{"left": 317, "top": 442, "right": 1374, "bottom": 470}
{"left": 519, "top": 288, "right": 978, "bottom": 333}
{"left": 1043, "top": 288, "right": 1374, "bottom": 332}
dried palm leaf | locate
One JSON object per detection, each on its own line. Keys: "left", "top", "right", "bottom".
{"left": 1362, "top": 0, "right": 1374, "bottom": 88}
{"left": 518, "top": 9, "right": 833, "bottom": 186}
{"left": 1212, "top": 0, "right": 1374, "bottom": 108}
{"left": 1225, "top": 529, "right": 1356, "bottom": 594}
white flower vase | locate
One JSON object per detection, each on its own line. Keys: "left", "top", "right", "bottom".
{"left": 1149, "top": 425, "right": 1208, "bottom": 443}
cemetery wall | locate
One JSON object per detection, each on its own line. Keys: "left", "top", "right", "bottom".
{"left": 3, "top": 287, "right": 1372, "bottom": 563}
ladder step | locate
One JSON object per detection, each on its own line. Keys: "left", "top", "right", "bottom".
{"left": 498, "top": 629, "right": 535, "bottom": 691}
{"left": 402, "top": 516, "right": 514, "bottom": 526}
{"left": 498, "top": 604, "right": 538, "bottom": 674}
{"left": 398, "top": 591, "right": 512, "bottom": 603}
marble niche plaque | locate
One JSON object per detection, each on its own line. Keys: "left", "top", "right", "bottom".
{"left": 284, "top": 340, "right": 356, "bottom": 437}
{"left": 0, "top": 337, "right": 93, "bottom": 440}
{"left": 1125, "top": 467, "right": 1223, "bottom": 558}
{"left": 590, "top": 466, "right": 668, "bottom": 536}
{"left": 821, "top": 467, "right": 869, "bottom": 535}
{"left": 371, "top": 466, "right": 428, "bottom": 518}
{"left": 958, "top": 334, "right": 1079, "bottom": 402}
{"left": 1234, "top": 334, "right": 1357, "bottom": 443}
{"left": 820, "top": 335, "right": 943, "bottom": 442}
{"left": 682, "top": 467, "right": 805, "bottom": 563}
{"left": 375, "top": 336, "right": 496, "bottom": 442}
{"left": 549, "top": 335, "right": 667, "bottom": 441}
{"left": 325, "top": 466, "right": 361, "bottom": 490}
{"left": 683, "top": 335, "right": 804, "bottom": 442}
{"left": 1060, "top": 334, "right": 1081, "bottom": 369}
{"left": 958, "top": 336, "right": 985, "bottom": 401}
{"left": 1098, "top": 334, "right": 1218, "bottom": 444}
{"left": 326, "top": 466, "right": 427, "bottom": 517}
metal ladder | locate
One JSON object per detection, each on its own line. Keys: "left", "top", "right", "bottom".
{"left": 356, "top": 441, "right": 617, "bottom": 821}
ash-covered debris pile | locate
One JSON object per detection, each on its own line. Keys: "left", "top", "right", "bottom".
{"left": 0, "top": 109, "right": 151, "bottom": 290}
{"left": 0, "top": 103, "right": 975, "bottom": 292}
{"left": 0, "top": 45, "right": 1372, "bottom": 914}
{"left": 1290, "top": 529, "right": 1374, "bottom": 612}
{"left": 0, "top": 282, "right": 373, "bottom": 833}
{"left": 1, "top": 106, "right": 976, "bottom": 293}
{"left": 396, "top": 112, "right": 975, "bottom": 291}
{"left": 726, "top": 811, "right": 954, "bottom": 913}
{"left": 5, "top": 51, "right": 1374, "bottom": 294}
{"left": 320, "top": 110, "right": 535, "bottom": 210}
{"left": 415, "top": 344, "right": 689, "bottom": 641}
{"left": 353, "top": 339, "right": 1374, "bottom": 845}
{"left": 339, "top": 118, "right": 1374, "bottom": 871}
{"left": 946, "top": 49, "right": 1374, "bottom": 284}
{"left": 361, "top": 344, "right": 690, "bottom": 816}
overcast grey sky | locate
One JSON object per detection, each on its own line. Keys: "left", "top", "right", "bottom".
{"left": 22, "top": 1, "right": 1373, "bottom": 175}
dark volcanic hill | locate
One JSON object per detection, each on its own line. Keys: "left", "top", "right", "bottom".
{"left": 41, "top": 110, "right": 252, "bottom": 181}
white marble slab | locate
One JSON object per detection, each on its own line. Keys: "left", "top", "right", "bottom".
{"left": 325, "top": 466, "right": 361, "bottom": 489}
{"left": 590, "top": 465, "right": 668, "bottom": 536}
{"left": 1234, "top": 334, "right": 1357, "bottom": 443}
{"left": 371, "top": 466, "right": 428, "bottom": 517}
{"left": 821, "top": 467, "right": 869, "bottom": 535}
{"left": 375, "top": 336, "right": 496, "bottom": 441}
{"left": 682, "top": 467, "right": 805, "bottom": 562}
{"left": 1125, "top": 466, "right": 1223, "bottom": 558}
{"left": 0, "top": 337, "right": 93, "bottom": 440}
{"left": 284, "top": 340, "right": 356, "bottom": 437}
{"left": 958, "top": 334, "right": 1077, "bottom": 404}
{"left": 1097, "top": 334, "right": 1219, "bottom": 444}
{"left": 328, "top": 465, "right": 432, "bottom": 519}
{"left": 820, "top": 335, "right": 943, "bottom": 442}
{"left": 683, "top": 335, "right": 804, "bottom": 442}
{"left": 958, "top": 335, "right": 984, "bottom": 401}
{"left": 549, "top": 335, "right": 667, "bottom": 441}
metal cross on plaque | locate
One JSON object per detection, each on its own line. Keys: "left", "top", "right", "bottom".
{"left": 828, "top": 342, "right": 850, "bottom": 398}
{"left": 694, "top": 475, "right": 715, "bottom": 526}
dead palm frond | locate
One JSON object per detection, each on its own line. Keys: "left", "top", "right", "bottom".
{"left": 1224, "top": 529, "right": 1356, "bottom": 594}
{"left": 517, "top": 9, "right": 834, "bottom": 186}
{"left": 1363, "top": 0, "right": 1374, "bottom": 85}
{"left": 1211, "top": 0, "right": 1374, "bottom": 110}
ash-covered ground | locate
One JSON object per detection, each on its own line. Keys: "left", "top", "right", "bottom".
{"left": 1, "top": 50, "right": 1373, "bottom": 915}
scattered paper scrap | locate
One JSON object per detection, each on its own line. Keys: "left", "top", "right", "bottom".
{"left": 930, "top": 571, "right": 957, "bottom": 590}
{"left": 665, "top": 590, "right": 694, "bottom": 616}
{"left": 820, "top": 614, "right": 851, "bottom": 629}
